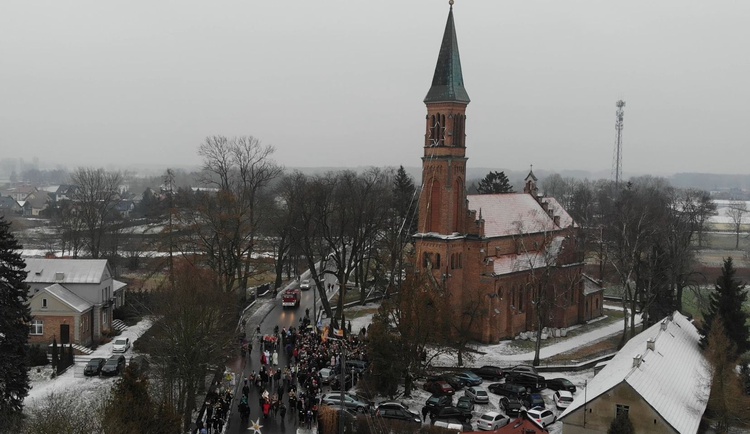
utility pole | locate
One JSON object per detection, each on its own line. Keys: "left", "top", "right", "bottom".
{"left": 612, "top": 100, "right": 625, "bottom": 186}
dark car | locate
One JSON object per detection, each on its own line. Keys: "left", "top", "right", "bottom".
{"left": 546, "top": 377, "right": 577, "bottom": 393}
{"left": 423, "top": 379, "right": 455, "bottom": 396}
{"left": 472, "top": 365, "right": 504, "bottom": 380}
{"left": 345, "top": 360, "right": 368, "bottom": 375}
{"left": 505, "top": 372, "right": 546, "bottom": 392}
{"left": 499, "top": 396, "right": 523, "bottom": 417}
{"left": 453, "top": 371, "right": 483, "bottom": 387}
{"left": 428, "top": 374, "right": 465, "bottom": 391}
{"left": 430, "top": 405, "right": 472, "bottom": 422}
{"left": 487, "top": 382, "right": 528, "bottom": 399}
{"left": 375, "top": 407, "right": 422, "bottom": 424}
{"left": 455, "top": 396, "right": 474, "bottom": 414}
{"left": 101, "top": 355, "right": 126, "bottom": 376}
{"left": 331, "top": 374, "right": 354, "bottom": 391}
{"left": 503, "top": 364, "right": 539, "bottom": 377}
{"left": 523, "top": 392, "right": 545, "bottom": 409}
{"left": 83, "top": 357, "right": 106, "bottom": 376}
{"left": 425, "top": 394, "right": 452, "bottom": 412}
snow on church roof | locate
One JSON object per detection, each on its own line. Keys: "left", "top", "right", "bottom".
{"left": 467, "top": 194, "right": 563, "bottom": 238}
{"left": 559, "top": 311, "right": 710, "bottom": 434}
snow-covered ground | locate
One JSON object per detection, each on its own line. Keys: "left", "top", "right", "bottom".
{"left": 25, "top": 318, "right": 153, "bottom": 410}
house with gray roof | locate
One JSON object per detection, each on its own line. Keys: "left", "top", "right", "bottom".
{"left": 558, "top": 311, "right": 710, "bottom": 434}
{"left": 24, "top": 258, "right": 127, "bottom": 346}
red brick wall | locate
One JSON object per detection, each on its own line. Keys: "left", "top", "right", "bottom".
{"left": 28, "top": 314, "right": 77, "bottom": 345}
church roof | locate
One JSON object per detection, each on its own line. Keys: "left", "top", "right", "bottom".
{"left": 467, "top": 194, "right": 558, "bottom": 237}
{"left": 424, "top": 6, "right": 470, "bottom": 104}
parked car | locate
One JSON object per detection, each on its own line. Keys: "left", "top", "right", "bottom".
{"left": 476, "top": 411, "right": 511, "bottom": 431}
{"left": 376, "top": 402, "right": 416, "bottom": 415}
{"left": 472, "top": 365, "right": 504, "bottom": 380}
{"left": 522, "top": 392, "right": 545, "bottom": 409}
{"left": 487, "top": 382, "right": 527, "bottom": 399}
{"left": 101, "top": 355, "right": 126, "bottom": 376}
{"left": 453, "top": 371, "right": 483, "bottom": 387}
{"left": 112, "top": 338, "right": 130, "bottom": 353}
{"left": 423, "top": 379, "right": 455, "bottom": 396}
{"left": 505, "top": 372, "right": 546, "bottom": 392}
{"left": 320, "top": 392, "right": 370, "bottom": 413}
{"left": 455, "top": 396, "right": 474, "bottom": 414}
{"left": 499, "top": 396, "right": 523, "bottom": 417}
{"left": 432, "top": 418, "right": 472, "bottom": 432}
{"left": 429, "top": 405, "right": 472, "bottom": 422}
{"left": 465, "top": 386, "right": 489, "bottom": 404}
{"left": 428, "top": 374, "right": 466, "bottom": 391}
{"left": 554, "top": 390, "right": 574, "bottom": 409}
{"left": 546, "top": 377, "right": 577, "bottom": 393}
{"left": 319, "top": 367, "right": 335, "bottom": 384}
{"left": 346, "top": 360, "right": 368, "bottom": 374}
{"left": 83, "top": 357, "right": 106, "bottom": 376}
{"left": 330, "top": 373, "right": 354, "bottom": 391}
{"left": 425, "top": 394, "right": 452, "bottom": 412}
{"left": 300, "top": 279, "right": 311, "bottom": 290}
{"left": 129, "top": 355, "right": 150, "bottom": 375}
{"left": 375, "top": 406, "right": 421, "bottom": 424}
{"left": 504, "top": 364, "right": 539, "bottom": 376}
{"left": 526, "top": 407, "right": 556, "bottom": 427}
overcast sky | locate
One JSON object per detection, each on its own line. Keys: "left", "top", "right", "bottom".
{"left": 1, "top": 1, "right": 749, "bottom": 175}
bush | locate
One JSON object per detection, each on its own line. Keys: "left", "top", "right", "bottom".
{"left": 113, "top": 304, "right": 140, "bottom": 326}
{"left": 26, "top": 344, "right": 49, "bottom": 367}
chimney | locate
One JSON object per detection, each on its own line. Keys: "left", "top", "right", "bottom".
{"left": 647, "top": 338, "right": 655, "bottom": 352}
{"left": 632, "top": 354, "right": 642, "bottom": 368}
{"left": 660, "top": 319, "right": 668, "bottom": 331}
{"left": 553, "top": 215, "right": 560, "bottom": 226}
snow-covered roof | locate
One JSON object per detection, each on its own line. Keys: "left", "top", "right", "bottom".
{"left": 582, "top": 274, "right": 604, "bottom": 295}
{"left": 112, "top": 280, "right": 127, "bottom": 292}
{"left": 24, "top": 258, "right": 110, "bottom": 284}
{"left": 542, "top": 197, "right": 577, "bottom": 228}
{"left": 491, "top": 236, "right": 565, "bottom": 275}
{"left": 467, "top": 194, "right": 561, "bottom": 237}
{"left": 34, "top": 283, "right": 93, "bottom": 313}
{"left": 559, "top": 311, "right": 710, "bottom": 434}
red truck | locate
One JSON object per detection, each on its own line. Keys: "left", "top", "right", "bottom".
{"left": 282, "top": 288, "right": 301, "bottom": 308}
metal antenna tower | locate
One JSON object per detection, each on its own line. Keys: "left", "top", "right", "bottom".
{"left": 612, "top": 100, "right": 625, "bottom": 186}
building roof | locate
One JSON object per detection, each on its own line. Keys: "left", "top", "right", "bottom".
{"left": 424, "top": 6, "right": 470, "bottom": 104}
{"left": 467, "top": 194, "right": 560, "bottom": 237}
{"left": 112, "top": 280, "right": 127, "bottom": 292}
{"left": 0, "top": 196, "right": 20, "bottom": 209}
{"left": 559, "top": 311, "right": 710, "bottom": 434}
{"left": 541, "top": 197, "right": 577, "bottom": 228}
{"left": 492, "top": 236, "right": 565, "bottom": 275}
{"left": 582, "top": 274, "right": 604, "bottom": 295}
{"left": 33, "top": 283, "right": 93, "bottom": 313}
{"left": 24, "top": 258, "right": 110, "bottom": 284}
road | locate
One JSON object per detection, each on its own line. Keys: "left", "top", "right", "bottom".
{"left": 225, "top": 270, "right": 338, "bottom": 434}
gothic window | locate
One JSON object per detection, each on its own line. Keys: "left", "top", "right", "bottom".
{"left": 453, "top": 114, "right": 465, "bottom": 147}
{"left": 423, "top": 252, "right": 431, "bottom": 269}
{"left": 450, "top": 254, "right": 455, "bottom": 270}
{"left": 430, "top": 113, "right": 445, "bottom": 146}
{"left": 519, "top": 287, "right": 524, "bottom": 311}
{"left": 435, "top": 253, "right": 441, "bottom": 269}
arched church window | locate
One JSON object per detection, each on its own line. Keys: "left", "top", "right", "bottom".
{"left": 435, "top": 253, "right": 441, "bottom": 269}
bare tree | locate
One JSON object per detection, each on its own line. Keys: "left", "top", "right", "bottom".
{"left": 726, "top": 200, "right": 747, "bottom": 250}
{"left": 179, "top": 136, "right": 281, "bottom": 297}
{"left": 70, "top": 168, "right": 123, "bottom": 258}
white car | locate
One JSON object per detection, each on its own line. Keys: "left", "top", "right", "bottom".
{"left": 300, "top": 279, "right": 311, "bottom": 290}
{"left": 112, "top": 338, "right": 130, "bottom": 353}
{"left": 526, "top": 407, "right": 556, "bottom": 427}
{"left": 554, "top": 390, "right": 574, "bottom": 409}
{"left": 476, "top": 411, "right": 510, "bottom": 431}
{"left": 319, "top": 367, "right": 335, "bottom": 384}
{"left": 465, "top": 386, "right": 490, "bottom": 404}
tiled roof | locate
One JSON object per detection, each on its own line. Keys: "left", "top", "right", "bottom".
{"left": 423, "top": 6, "right": 470, "bottom": 104}
{"left": 466, "top": 194, "right": 558, "bottom": 237}
{"left": 559, "top": 311, "right": 710, "bottom": 434}
{"left": 24, "top": 258, "right": 110, "bottom": 284}
{"left": 36, "top": 283, "right": 92, "bottom": 313}
{"left": 491, "top": 236, "right": 565, "bottom": 275}
{"left": 542, "top": 197, "right": 576, "bottom": 228}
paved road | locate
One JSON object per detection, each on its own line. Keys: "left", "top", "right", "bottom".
{"left": 225, "top": 272, "right": 338, "bottom": 434}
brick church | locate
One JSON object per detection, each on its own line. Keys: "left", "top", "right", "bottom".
{"left": 413, "top": 4, "right": 603, "bottom": 344}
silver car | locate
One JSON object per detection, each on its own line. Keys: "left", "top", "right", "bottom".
{"left": 321, "top": 392, "right": 370, "bottom": 413}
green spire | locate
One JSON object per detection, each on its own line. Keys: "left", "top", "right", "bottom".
{"left": 424, "top": 5, "right": 470, "bottom": 104}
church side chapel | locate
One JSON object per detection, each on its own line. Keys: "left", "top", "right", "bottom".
{"left": 412, "top": 3, "right": 603, "bottom": 344}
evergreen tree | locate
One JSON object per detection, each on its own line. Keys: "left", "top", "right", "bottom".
{"left": 392, "top": 165, "right": 417, "bottom": 235}
{"left": 701, "top": 257, "right": 750, "bottom": 357}
{"left": 51, "top": 337, "right": 59, "bottom": 373}
{"left": 0, "top": 215, "right": 31, "bottom": 421}
{"left": 475, "top": 171, "right": 514, "bottom": 194}
{"left": 607, "top": 411, "right": 634, "bottom": 434}
{"left": 103, "top": 365, "right": 179, "bottom": 433}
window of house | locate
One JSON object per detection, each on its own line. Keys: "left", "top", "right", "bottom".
{"left": 30, "top": 319, "right": 43, "bottom": 335}
{"left": 450, "top": 254, "right": 455, "bottom": 270}
{"left": 616, "top": 404, "right": 630, "bottom": 417}
{"left": 42, "top": 298, "right": 47, "bottom": 309}
{"left": 435, "top": 253, "right": 441, "bottom": 269}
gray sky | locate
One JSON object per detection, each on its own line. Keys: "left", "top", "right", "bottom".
{"left": 2, "top": 1, "right": 749, "bottom": 175}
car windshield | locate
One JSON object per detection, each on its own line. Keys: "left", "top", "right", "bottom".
{"left": 477, "top": 390, "right": 487, "bottom": 396}
{"left": 114, "top": 339, "right": 126, "bottom": 345}
{"left": 481, "top": 415, "right": 494, "bottom": 421}
{"left": 87, "top": 360, "right": 100, "bottom": 366}
{"left": 560, "top": 396, "right": 574, "bottom": 402}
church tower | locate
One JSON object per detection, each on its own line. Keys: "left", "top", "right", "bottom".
{"left": 418, "top": 4, "right": 470, "bottom": 236}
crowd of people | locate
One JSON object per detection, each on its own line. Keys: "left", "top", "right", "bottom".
{"left": 236, "top": 313, "right": 370, "bottom": 430}
{"left": 197, "top": 384, "right": 233, "bottom": 434}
